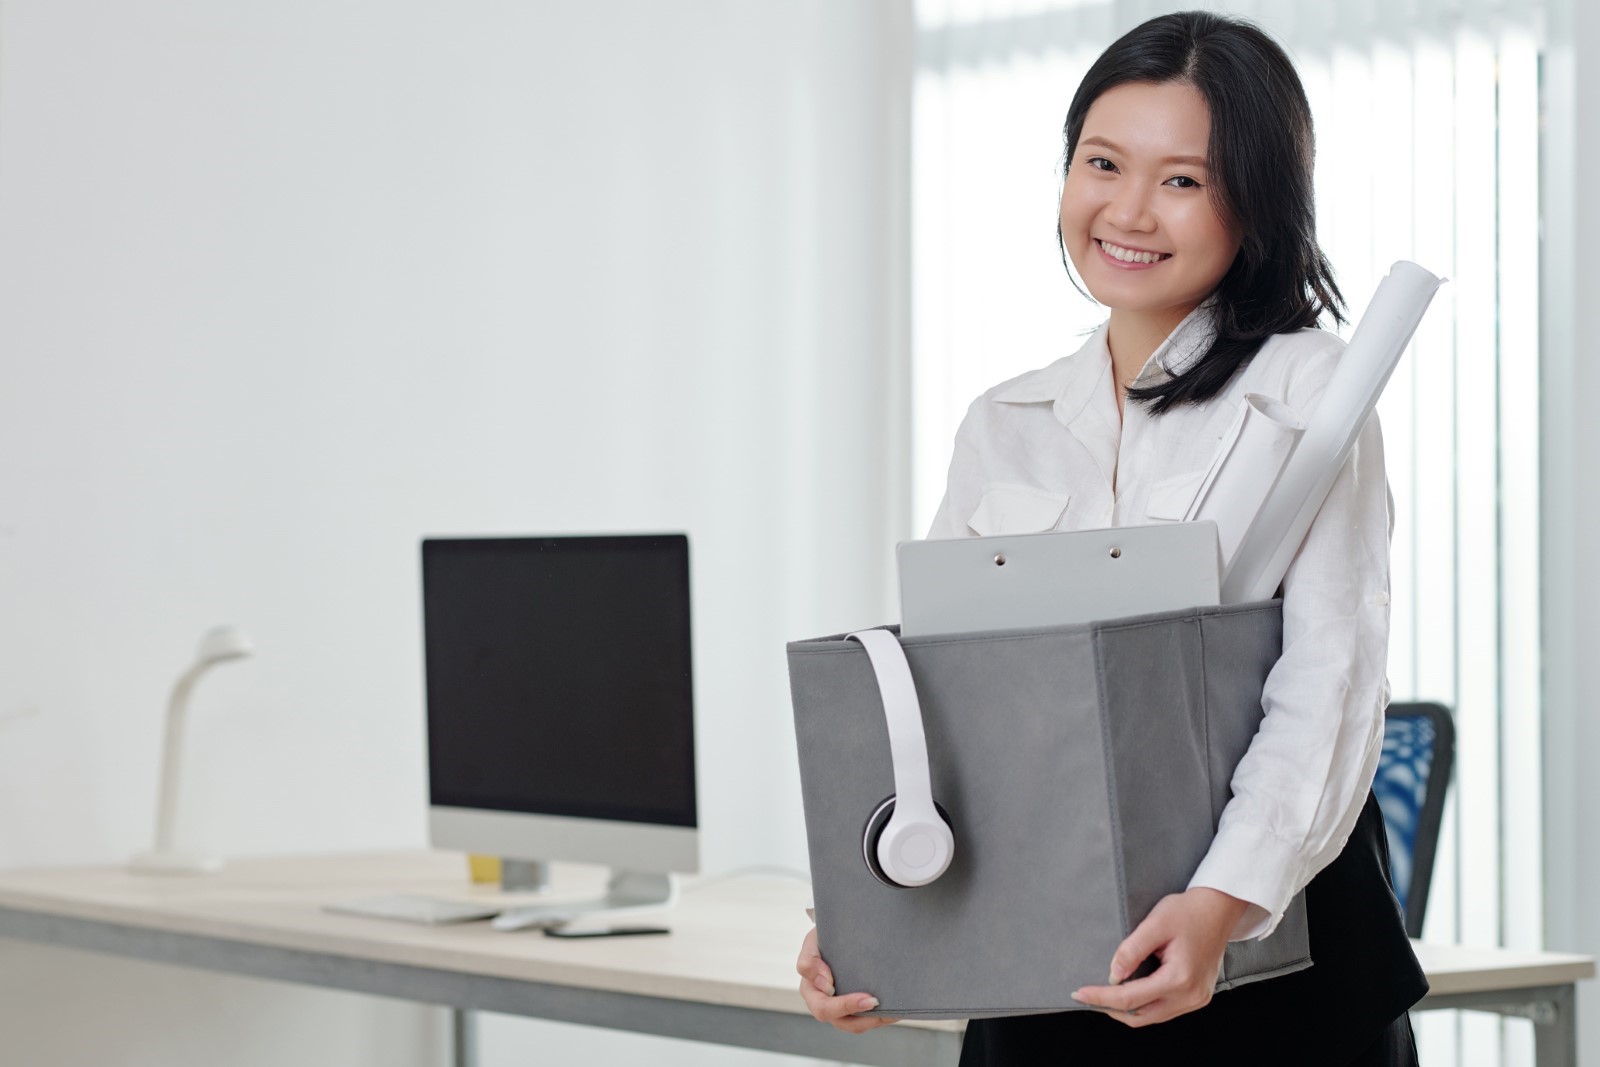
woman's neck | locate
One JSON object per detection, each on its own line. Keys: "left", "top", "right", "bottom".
{"left": 1105, "top": 304, "right": 1197, "bottom": 417}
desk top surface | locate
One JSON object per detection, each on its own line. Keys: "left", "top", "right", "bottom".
{"left": 0, "top": 851, "right": 851, "bottom": 1022}
{"left": 0, "top": 851, "right": 1590, "bottom": 1013}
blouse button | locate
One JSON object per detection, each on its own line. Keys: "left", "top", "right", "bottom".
{"left": 1374, "top": 591, "right": 1391, "bottom": 607}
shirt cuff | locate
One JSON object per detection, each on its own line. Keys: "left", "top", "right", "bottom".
{"left": 1186, "top": 820, "right": 1302, "bottom": 942}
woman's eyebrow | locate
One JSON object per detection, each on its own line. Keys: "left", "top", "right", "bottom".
{"left": 1079, "top": 135, "right": 1207, "bottom": 168}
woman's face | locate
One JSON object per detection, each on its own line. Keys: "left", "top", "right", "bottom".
{"left": 1059, "top": 80, "right": 1242, "bottom": 320}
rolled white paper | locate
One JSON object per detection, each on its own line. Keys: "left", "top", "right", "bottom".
{"left": 1184, "top": 392, "right": 1306, "bottom": 572}
{"left": 1219, "top": 261, "right": 1445, "bottom": 604}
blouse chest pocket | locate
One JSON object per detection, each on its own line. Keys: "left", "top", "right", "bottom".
{"left": 967, "top": 484, "right": 1071, "bottom": 537}
{"left": 1143, "top": 469, "right": 1208, "bottom": 523}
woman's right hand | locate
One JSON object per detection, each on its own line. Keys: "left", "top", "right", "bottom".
{"left": 796, "top": 926, "right": 898, "bottom": 1033}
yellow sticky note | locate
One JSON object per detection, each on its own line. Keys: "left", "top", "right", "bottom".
{"left": 467, "top": 854, "right": 501, "bottom": 884}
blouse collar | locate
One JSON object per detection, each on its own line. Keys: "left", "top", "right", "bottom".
{"left": 991, "top": 299, "right": 1219, "bottom": 421}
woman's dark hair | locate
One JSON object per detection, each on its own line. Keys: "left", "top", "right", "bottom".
{"left": 1060, "top": 11, "right": 1344, "bottom": 414}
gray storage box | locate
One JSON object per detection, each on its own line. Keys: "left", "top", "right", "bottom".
{"left": 787, "top": 600, "right": 1311, "bottom": 1020}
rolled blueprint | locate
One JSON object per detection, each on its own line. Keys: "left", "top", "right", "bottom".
{"left": 1219, "top": 261, "right": 1446, "bottom": 604}
{"left": 1184, "top": 393, "right": 1305, "bottom": 573}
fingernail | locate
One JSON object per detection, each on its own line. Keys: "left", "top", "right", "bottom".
{"left": 1070, "top": 991, "right": 1084, "bottom": 1003}
{"left": 814, "top": 975, "right": 834, "bottom": 996}
{"left": 1108, "top": 969, "right": 1125, "bottom": 985}
{"left": 858, "top": 996, "right": 879, "bottom": 1010}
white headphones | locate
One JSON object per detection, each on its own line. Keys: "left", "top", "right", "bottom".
{"left": 846, "top": 629, "right": 955, "bottom": 888}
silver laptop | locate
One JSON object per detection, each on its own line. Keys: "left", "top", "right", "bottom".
{"left": 897, "top": 521, "right": 1220, "bottom": 637}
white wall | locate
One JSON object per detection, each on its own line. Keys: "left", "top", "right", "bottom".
{"left": 0, "top": 1, "right": 910, "bottom": 1064}
{"left": 1542, "top": 0, "right": 1600, "bottom": 1063}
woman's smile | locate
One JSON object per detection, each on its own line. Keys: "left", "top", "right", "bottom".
{"left": 1094, "top": 238, "right": 1172, "bottom": 267}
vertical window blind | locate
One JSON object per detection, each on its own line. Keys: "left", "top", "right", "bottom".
{"left": 911, "top": 3, "right": 1543, "bottom": 1064}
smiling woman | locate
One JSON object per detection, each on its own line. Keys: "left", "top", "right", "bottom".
{"left": 911, "top": 3, "right": 1549, "bottom": 1060}
{"left": 803, "top": 9, "right": 1429, "bottom": 1066}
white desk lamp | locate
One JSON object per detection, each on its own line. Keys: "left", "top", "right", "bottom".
{"left": 130, "top": 626, "right": 254, "bottom": 875}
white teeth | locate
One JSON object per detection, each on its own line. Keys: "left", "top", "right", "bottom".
{"left": 1099, "top": 240, "right": 1168, "bottom": 264}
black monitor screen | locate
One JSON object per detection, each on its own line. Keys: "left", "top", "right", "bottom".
{"left": 422, "top": 535, "right": 696, "bottom": 828}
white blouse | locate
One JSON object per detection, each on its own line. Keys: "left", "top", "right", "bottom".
{"left": 926, "top": 306, "right": 1393, "bottom": 941}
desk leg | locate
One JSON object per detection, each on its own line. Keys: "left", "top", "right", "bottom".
{"left": 1414, "top": 984, "right": 1577, "bottom": 1067}
{"left": 1534, "top": 984, "right": 1576, "bottom": 1067}
{"left": 453, "top": 1008, "right": 478, "bottom": 1067}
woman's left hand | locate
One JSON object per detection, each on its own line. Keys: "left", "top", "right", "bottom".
{"left": 1070, "top": 887, "right": 1251, "bottom": 1028}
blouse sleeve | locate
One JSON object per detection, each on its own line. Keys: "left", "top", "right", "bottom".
{"left": 1185, "top": 394, "right": 1394, "bottom": 940}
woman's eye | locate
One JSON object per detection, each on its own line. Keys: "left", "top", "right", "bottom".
{"left": 1165, "top": 175, "right": 1201, "bottom": 189}
{"left": 1086, "top": 156, "right": 1117, "bottom": 172}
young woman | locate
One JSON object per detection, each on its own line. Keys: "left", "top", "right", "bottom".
{"left": 797, "top": 11, "right": 1427, "bottom": 1065}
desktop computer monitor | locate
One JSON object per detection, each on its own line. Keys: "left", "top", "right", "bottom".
{"left": 421, "top": 534, "right": 699, "bottom": 923}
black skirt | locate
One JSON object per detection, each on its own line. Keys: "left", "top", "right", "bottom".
{"left": 958, "top": 791, "right": 1429, "bottom": 1067}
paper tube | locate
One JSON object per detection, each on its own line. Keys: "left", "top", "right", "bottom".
{"left": 1219, "top": 261, "right": 1445, "bottom": 604}
{"left": 1184, "top": 392, "right": 1305, "bottom": 572}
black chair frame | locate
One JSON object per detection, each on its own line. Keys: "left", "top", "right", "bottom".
{"left": 1383, "top": 700, "right": 1455, "bottom": 938}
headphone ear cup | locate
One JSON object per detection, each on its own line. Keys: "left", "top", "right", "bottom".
{"left": 862, "top": 795, "right": 954, "bottom": 889}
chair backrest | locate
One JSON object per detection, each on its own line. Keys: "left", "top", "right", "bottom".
{"left": 1372, "top": 701, "right": 1455, "bottom": 938}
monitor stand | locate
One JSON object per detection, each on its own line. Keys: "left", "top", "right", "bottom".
{"left": 490, "top": 869, "right": 677, "bottom": 932}
{"left": 499, "top": 859, "right": 550, "bottom": 893}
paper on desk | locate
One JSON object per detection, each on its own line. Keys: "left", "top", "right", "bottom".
{"left": 1185, "top": 392, "right": 1305, "bottom": 573}
{"left": 1219, "top": 260, "right": 1445, "bottom": 604}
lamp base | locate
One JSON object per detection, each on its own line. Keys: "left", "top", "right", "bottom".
{"left": 129, "top": 850, "right": 225, "bottom": 875}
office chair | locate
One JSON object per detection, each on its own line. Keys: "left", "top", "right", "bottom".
{"left": 1372, "top": 701, "right": 1455, "bottom": 938}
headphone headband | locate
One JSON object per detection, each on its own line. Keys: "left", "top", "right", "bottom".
{"left": 847, "top": 629, "right": 953, "bottom": 887}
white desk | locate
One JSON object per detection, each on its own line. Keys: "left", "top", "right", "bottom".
{"left": 0, "top": 853, "right": 1590, "bottom": 1067}
{"left": 1412, "top": 942, "right": 1593, "bottom": 1066}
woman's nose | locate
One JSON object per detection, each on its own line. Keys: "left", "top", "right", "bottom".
{"left": 1105, "top": 181, "right": 1156, "bottom": 232}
